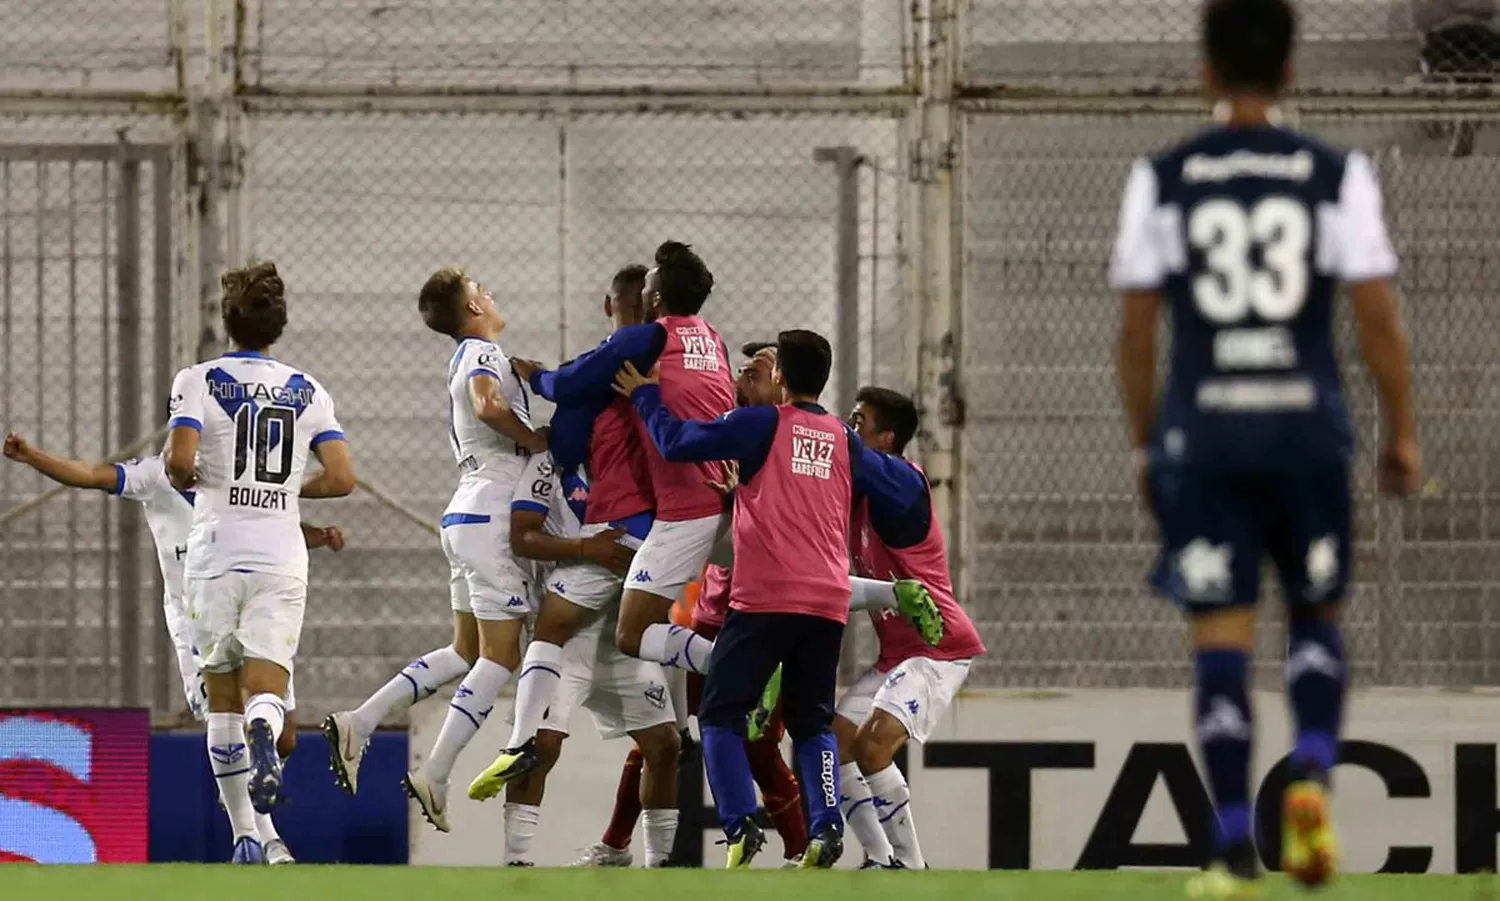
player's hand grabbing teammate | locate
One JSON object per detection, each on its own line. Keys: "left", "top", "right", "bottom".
{"left": 305, "top": 526, "right": 346, "bottom": 552}
{"left": 580, "top": 527, "right": 634, "bottom": 574}
{"left": 611, "top": 361, "right": 659, "bottom": 397}
{"left": 510, "top": 358, "right": 541, "bottom": 381}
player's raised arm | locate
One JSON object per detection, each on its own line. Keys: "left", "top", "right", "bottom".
{"left": 165, "top": 365, "right": 206, "bottom": 490}
{"left": 2, "top": 432, "right": 119, "bottom": 491}
{"left": 468, "top": 371, "right": 547, "bottom": 454}
{"left": 1109, "top": 158, "right": 1169, "bottom": 458}
{"left": 301, "top": 383, "right": 355, "bottom": 498}
{"left": 1335, "top": 152, "right": 1420, "bottom": 497}
{"left": 528, "top": 323, "right": 664, "bottom": 405}
{"left": 617, "top": 362, "right": 774, "bottom": 464}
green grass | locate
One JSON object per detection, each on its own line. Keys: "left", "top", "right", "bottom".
{"left": 0, "top": 867, "right": 1494, "bottom": 901}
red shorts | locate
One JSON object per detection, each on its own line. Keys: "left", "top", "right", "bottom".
{"left": 689, "top": 620, "right": 785, "bottom": 743}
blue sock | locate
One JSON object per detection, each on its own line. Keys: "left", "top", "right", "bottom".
{"left": 793, "top": 731, "right": 843, "bottom": 837}
{"left": 1287, "top": 617, "right": 1345, "bottom": 778}
{"left": 701, "top": 724, "right": 758, "bottom": 836}
{"left": 1194, "top": 649, "right": 1253, "bottom": 850}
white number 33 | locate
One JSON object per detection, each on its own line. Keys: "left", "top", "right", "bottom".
{"left": 1189, "top": 196, "right": 1310, "bottom": 324}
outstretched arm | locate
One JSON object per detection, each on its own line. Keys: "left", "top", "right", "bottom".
{"left": 618, "top": 366, "right": 773, "bottom": 464}
{"left": 530, "top": 323, "right": 665, "bottom": 405}
{"left": 2, "top": 432, "right": 117, "bottom": 492}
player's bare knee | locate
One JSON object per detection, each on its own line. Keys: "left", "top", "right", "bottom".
{"left": 853, "top": 713, "right": 906, "bottom": 773}
{"left": 204, "top": 672, "right": 242, "bottom": 713}
{"left": 534, "top": 594, "right": 585, "bottom": 646}
{"left": 535, "top": 729, "right": 566, "bottom": 776}
{"left": 616, "top": 590, "right": 671, "bottom": 657}
{"left": 635, "top": 723, "right": 680, "bottom": 774}
{"left": 452, "top": 614, "right": 480, "bottom": 664}
{"left": 478, "top": 619, "right": 524, "bottom": 670}
{"left": 832, "top": 714, "right": 861, "bottom": 764}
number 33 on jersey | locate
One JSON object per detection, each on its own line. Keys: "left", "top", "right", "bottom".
{"left": 168, "top": 351, "right": 344, "bottom": 581}
{"left": 1107, "top": 127, "right": 1398, "bottom": 464}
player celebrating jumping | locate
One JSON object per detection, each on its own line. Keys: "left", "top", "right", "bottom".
{"left": 1110, "top": 0, "right": 1418, "bottom": 895}
{"left": 165, "top": 261, "right": 355, "bottom": 864}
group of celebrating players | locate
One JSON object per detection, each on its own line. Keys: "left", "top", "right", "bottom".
{"left": 0, "top": 0, "right": 1429, "bottom": 893}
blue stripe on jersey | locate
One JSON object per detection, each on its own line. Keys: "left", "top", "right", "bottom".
{"left": 467, "top": 368, "right": 501, "bottom": 382}
{"left": 179, "top": 489, "right": 196, "bottom": 506}
{"left": 560, "top": 469, "right": 589, "bottom": 523}
{"left": 440, "top": 512, "right": 492, "bottom": 528}
{"left": 222, "top": 350, "right": 268, "bottom": 359}
{"left": 167, "top": 416, "right": 201, "bottom": 432}
{"left": 311, "top": 429, "right": 344, "bottom": 447}
{"left": 510, "top": 500, "right": 549, "bottom": 515}
{"left": 111, "top": 464, "right": 126, "bottom": 496}
{"left": 609, "top": 510, "right": 654, "bottom": 541}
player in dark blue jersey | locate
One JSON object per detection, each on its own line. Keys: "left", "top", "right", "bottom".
{"left": 1110, "top": 0, "right": 1420, "bottom": 896}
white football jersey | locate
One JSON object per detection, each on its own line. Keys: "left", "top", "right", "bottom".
{"left": 113, "top": 454, "right": 193, "bottom": 601}
{"left": 446, "top": 337, "right": 534, "bottom": 515}
{"left": 168, "top": 351, "right": 343, "bottom": 581}
{"left": 511, "top": 451, "right": 584, "bottom": 584}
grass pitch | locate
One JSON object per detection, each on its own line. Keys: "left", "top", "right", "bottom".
{"left": 0, "top": 866, "right": 1492, "bottom": 901}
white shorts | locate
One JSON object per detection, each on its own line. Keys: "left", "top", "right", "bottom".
{"left": 624, "top": 513, "right": 727, "bottom": 602}
{"left": 442, "top": 515, "right": 534, "bottom": 621}
{"left": 186, "top": 570, "right": 306, "bottom": 675}
{"left": 166, "top": 588, "right": 295, "bottom": 718}
{"left": 836, "top": 657, "right": 973, "bottom": 744}
{"left": 546, "top": 523, "right": 642, "bottom": 612}
{"left": 508, "top": 612, "right": 675, "bottom": 741}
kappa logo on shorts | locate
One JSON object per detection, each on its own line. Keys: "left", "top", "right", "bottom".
{"left": 644, "top": 683, "right": 667, "bottom": 710}
{"left": 905, "top": 699, "right": 920, "bottom": 715}
{"left": 632, "top": 570, "right": 653, "bottom": 584}
{"left": 551, "top": 581, "right": 566, "bottom": 594}
{"left": 507, "top": 595, "right": 525, "bottom": 608}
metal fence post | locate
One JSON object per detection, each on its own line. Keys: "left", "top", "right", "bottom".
{"left": 911, "top": 0, "right": 965, "bottom": 596}
{"left": 814, "top": 145, "right": 864, "bottom": 419}
{"left": 116, "top": 151, "right": 144, "bottom": 708}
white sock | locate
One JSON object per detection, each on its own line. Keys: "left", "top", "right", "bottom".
{"left": 848, "top": 577, "right": 899, "bottom": 612}
{"left": 638, "top": 623, "right": 713, "bottom": 674}
{"left": 245, "top": 692, "right": 286, "bottom": 741}
{"left": 505, "top": 641, "right": 564, "bottom": 749}
{"left": 255, "top": 811, "right": 281, "bottom": 845}
{"left": 504, "top": 802, "right": 541, "bottom": 864}
{"left": 425, "top": 657, "right": 512, "bottom": 784}
{"left": 667, "top": 669, "right": 690, "bottom": 732}
{"left": 352, "top": 645, "right": 470, "bottom": 735}
{"left": 207, "top": 712, "right": 258, "bottom": 841}
{"left": 866, "top": 763, "right": 924, "bottom": 868}
{"left": 643, "top": 808, "right": 679, "bottom": 867}
{"left": 840, "top": 763, "right": 895, "bottom": 863}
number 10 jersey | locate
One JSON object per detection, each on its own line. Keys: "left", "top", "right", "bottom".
{"left": 1108, "top": 124, "right": 1398, "bottom": 471}
{"left": 168, "top": 350, "right": 344, "bottom": 582}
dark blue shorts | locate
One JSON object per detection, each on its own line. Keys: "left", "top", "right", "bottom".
{"left": 698, "top": 609, "right": 844, "bottom": 741}
{"left": 1148, "top": 461, "right": 1352, "bottom": 614}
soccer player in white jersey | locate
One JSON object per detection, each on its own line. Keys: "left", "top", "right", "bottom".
{"left": 323, "top": 267, "right": 547, "bottom": 833}
{"left": 1, "top": 429, "right": 344, "bottom": 865}
{"left": 486, "top": 450, "right": 683, "bottom": 867}
{"left": 1110, "top": 0, "right": 1417, "bottom": 895}
{"left": 165, "top": 261, "right": 355, "bottom": 865}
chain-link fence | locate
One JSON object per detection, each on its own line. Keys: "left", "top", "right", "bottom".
{"left": 0, "top": 2, "right": 912, "bottom": 719}
{"left": 4, "top": 1, "right": 1499, "bottom": 717}
{"left": 961, "top": 0, "right": 1500, "bottom": 689}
